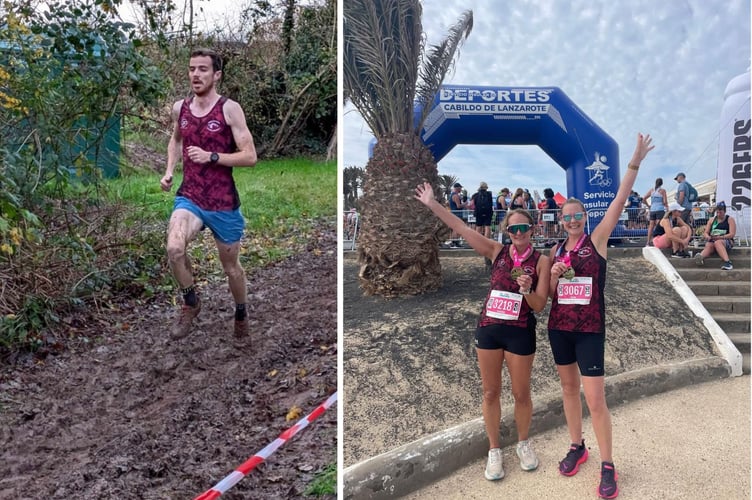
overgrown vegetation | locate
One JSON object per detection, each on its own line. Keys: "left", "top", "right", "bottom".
{"left": 0, "top": 0, "right": 337, "bottom": 354}
{"left": 304, "top": 461, "right": 336, "bottom": 496}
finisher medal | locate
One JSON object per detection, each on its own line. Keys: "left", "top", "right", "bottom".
{"left": 555, "top": 234, "right": 586, "bottom": 282}
{"left": 510, "top": 245, "right": 532, "bottom": 281}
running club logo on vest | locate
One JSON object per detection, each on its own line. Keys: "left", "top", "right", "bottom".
{"left": 577, "top": 246, "right": 592, "bottom": 258}
{"left": 180, "top": 118, "right": 189, "bottom": 129}
{"left": 206, "top": 120, "right": 222, "bottom": 132}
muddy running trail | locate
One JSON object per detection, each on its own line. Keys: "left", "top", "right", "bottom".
{"left": 0, "top": 223, "right": 337, "bottom": 499}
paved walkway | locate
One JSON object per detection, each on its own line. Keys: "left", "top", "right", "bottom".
{"left": 406, "top": 376, "right": 750, "bottom": 500}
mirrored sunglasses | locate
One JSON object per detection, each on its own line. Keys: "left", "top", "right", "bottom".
{"left": 562, "top": 212, "right": 585, "bottom": 222}
{"left": 507, "top": 223, "right": 532, "bottom": 234}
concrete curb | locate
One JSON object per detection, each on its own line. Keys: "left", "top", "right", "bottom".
{"left": 642, "top": 246, "right": 743, "bottom": 376}
{"left": 342, "top": 356, "right": 731, "bottom": 499}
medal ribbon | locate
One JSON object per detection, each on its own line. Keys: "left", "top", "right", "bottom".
{"left": 512, "top": 244, "right": 533, "bottom": 268}
{"left": 555, "top": 233, "right": 587, "bottom": 267}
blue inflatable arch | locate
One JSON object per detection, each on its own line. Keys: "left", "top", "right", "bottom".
{"left": 369, "top": 85, "right": 620, "bottom": 228}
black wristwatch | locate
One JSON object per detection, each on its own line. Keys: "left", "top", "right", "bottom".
{"left": 209, "top": 152, "right": 219, "bottom": 163}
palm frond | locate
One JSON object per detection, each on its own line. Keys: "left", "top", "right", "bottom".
{"left": 344, "top": 0, "right": 424, "bottom": 136}
{"left": 415, "top": 10, "right": 473, "bottom": 131}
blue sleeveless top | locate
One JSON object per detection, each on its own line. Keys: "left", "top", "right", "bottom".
{"left": 650, "top": 189, "right": 665, "bottom": 212}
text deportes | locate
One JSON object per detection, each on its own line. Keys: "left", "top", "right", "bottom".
{"left": 440, "top": 88, "right": 553, "bottom": 103}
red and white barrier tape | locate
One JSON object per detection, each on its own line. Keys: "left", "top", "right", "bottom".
{"left": 193, "top": 391, "right": 338, "bottom": 500}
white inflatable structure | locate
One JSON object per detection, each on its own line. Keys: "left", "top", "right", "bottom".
{"left": 715, "top": 69, "right": 751, "bottom": 244}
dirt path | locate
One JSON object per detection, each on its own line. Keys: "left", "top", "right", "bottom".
{"left": 343, "top": 252, "right": 717, "bottom": 466}
{"left": 0, "top": 223, "right": 337, "bottom": 499}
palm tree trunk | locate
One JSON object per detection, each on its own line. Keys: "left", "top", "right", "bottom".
{"left": 357, "top": 132, "right": 447, "bottom": 296}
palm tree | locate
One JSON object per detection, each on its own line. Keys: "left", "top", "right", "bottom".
{"left": 344, "top": 0, "right": 472, "bottom": 297}
{"left": 438, "top": 174, "right": 460, "bottom": 199}
{"left": 343, "top": 165, "right": 365, "bottom": 211}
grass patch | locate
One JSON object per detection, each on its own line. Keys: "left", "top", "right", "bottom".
{"left": 107, "top": 157, "right": 336, "bottom": 222}
{"left": 104, "top": 157, "right": 336, "bottom": 270}
{"left": 305, "top": 462, "right": 336, "bottom": 496}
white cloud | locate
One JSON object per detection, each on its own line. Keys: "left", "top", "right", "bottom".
{"left": 343, "top": 0, "right": 750, "bottom": 200}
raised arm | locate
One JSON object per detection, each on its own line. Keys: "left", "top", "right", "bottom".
{"left": 591, "top": 133, "right": 655, "bottom": 254}
{"left": 415, "top": 182, "right": 501, "bottom": 260}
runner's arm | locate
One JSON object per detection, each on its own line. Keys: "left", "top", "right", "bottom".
{"left": 547, "top": 244, "right": 564, "bottom": 298}
{"left": 220, "top": 99, "right": 257, "bottom": 167}
{"left": 415, "top": 183, "right": 501, "bottom": 260}
{"left": 161, "top": 101, "right": 182, "bottom": 191}
{"left": 591, "top": 133, "right": 655, "bottom": 254}
{"left": 523, "top": 254, "right": 550, "bottom": 312}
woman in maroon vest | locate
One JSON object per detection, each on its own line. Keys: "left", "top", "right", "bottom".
{"left": 547, "top": 133, "right": 654, "bottom": 499}
{"left": 415, "top": 183, "right": 550, "bottom": 482}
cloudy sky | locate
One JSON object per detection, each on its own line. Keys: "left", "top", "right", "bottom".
{"left": 343, "top": 0, "right": 750, "bottom": 201}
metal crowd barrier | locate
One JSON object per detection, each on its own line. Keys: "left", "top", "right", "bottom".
{"left": 341, "top": 206, "right": 751, "bottom": 250}
{"left": 343, "top": 210, "right": 359, "bottom": 251}
{"left": 728, "top": 206, "right": 750, "bottom": 247}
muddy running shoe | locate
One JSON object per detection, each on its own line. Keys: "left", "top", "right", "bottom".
{"left": 598, "top": 461, "right": 619, "bottom": 499}
{"left": 171, "top": 298, "right": 201, "bottom": 339}
{"left": 694, "top": 253, "right": 704, "bottom": 266}
{"left": 721, "top": 261, "right": 733, "bottom": 270}
{"left": 484, "top": 448, "right": 504, "bottom": 481}
{"left": 516, "top": 439, "right": 539, "bottom": 471}
{"left": 234, "top": 316, "right": 249, "bottom": 338}
{"left": 559, "top": 439, "right": 588, "bottom": 476}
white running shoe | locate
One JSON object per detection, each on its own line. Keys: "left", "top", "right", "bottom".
{"left": 516, "top": 439, "right": 540, "bottom": 471}
{"left": 484, "top": 448, "right": 504, "bottom": 480}
{"left": 694, "top": 253, "right": 704, "bottom": 266}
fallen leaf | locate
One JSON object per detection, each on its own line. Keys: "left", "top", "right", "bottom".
{"left": 286, "top": 405, "right": 302, "bottom": 421}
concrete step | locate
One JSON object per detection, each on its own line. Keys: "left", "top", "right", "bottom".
{"left": 683, "top": 281, "right": 750, "bottom": 296}
{"left": 698, "top": 296, "right": 751, "bottom": 313}
{"left": 729, "top": 334, "right": 752, "bottom": 375}
{"left": 728, "top": 332, "right": 751, "bottom": 351}
{"left": 713, "top": 313, "right": 751, "bottom": 333}
{"left": 687, "top": 246, "right": 751, "bottom": 256}
{"left": 675, "top": 268, "right": 750, "bottom": 282}
{"left": 669, "top": 255, "right": 751, "bottom": 268}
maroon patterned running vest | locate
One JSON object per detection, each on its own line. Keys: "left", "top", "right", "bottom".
{"left": 478, "top": 245, "right": 541, "bottom": 329}
{"left": 176, "top": 96, "right": 240, "bottom": 211}
{"left": 547, "top": 235, "right": 607, "bottom": 333}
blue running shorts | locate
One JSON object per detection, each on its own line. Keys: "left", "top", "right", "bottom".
{"left": 173, "top": 196, "right": 245, "bottom": 244}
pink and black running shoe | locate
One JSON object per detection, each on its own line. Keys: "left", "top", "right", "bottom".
{"left": 559, "top": 439, "right": 588, "bottom": 476}
{"left": 598, "top": 461, "right": 619, "bottom": 499}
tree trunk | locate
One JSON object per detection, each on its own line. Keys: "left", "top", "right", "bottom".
{"left": 326, "top": 122, "right": 336, "bottom": 161}
{"left": 357, "top": 132, "right": 447, "bottom": 297}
